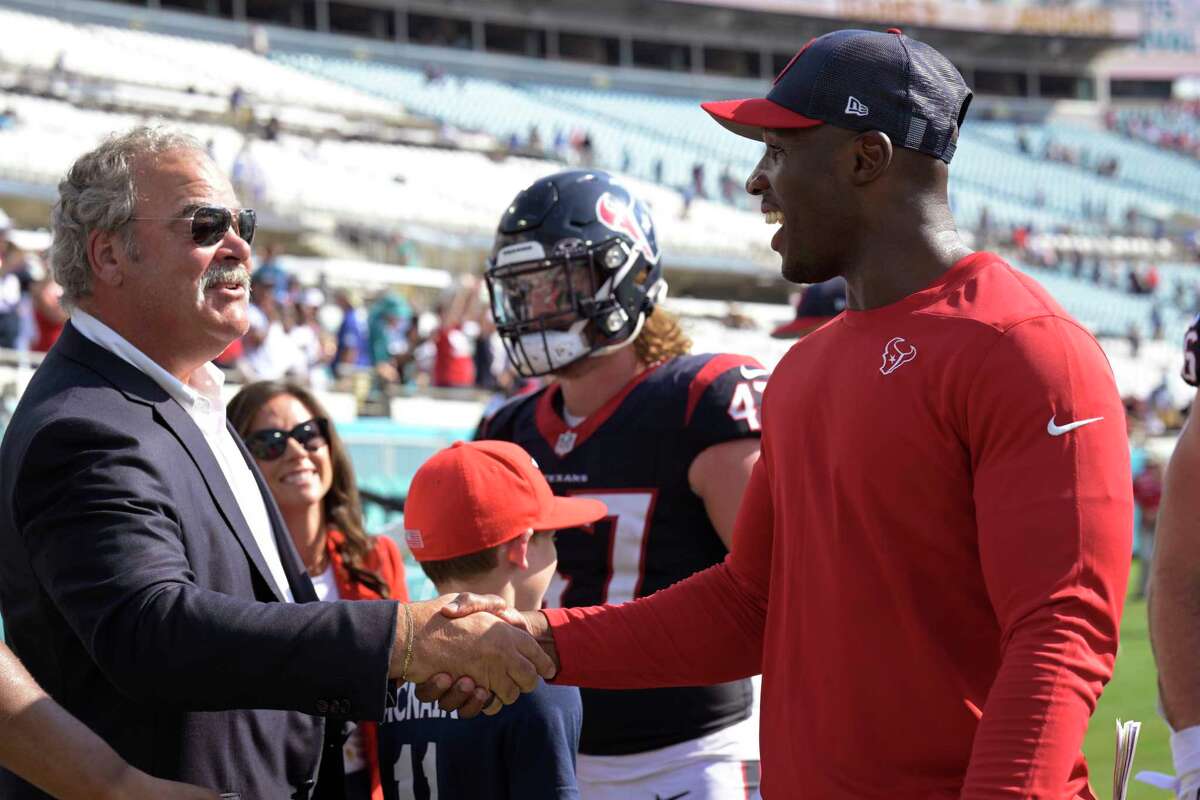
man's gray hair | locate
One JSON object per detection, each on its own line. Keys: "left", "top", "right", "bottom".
{"left": 51, "top": 126, "right": 207, "bottom": 307}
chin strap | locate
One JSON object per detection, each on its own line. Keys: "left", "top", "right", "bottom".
{"left": 588, "top": 278, "right": 669, "bottom": 361}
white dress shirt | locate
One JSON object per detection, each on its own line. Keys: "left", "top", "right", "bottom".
{"left": 70, "top": 309, "right": 294, "bottom": 602}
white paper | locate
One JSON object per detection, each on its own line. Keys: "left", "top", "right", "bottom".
{"left": 1114, "top": 718, "right": 1142, "bottom": 800}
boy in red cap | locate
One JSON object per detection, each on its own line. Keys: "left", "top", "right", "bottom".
{"left": 378, "top": 440, "right": 606, "bottom": 800}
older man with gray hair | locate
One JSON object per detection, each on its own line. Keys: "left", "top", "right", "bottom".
{"left": 0, "top": 127, "right": 554, "bottom": 799}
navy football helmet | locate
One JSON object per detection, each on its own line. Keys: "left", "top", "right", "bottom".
{"left": 485, "top": 170, "right": 666, "bottom": 377}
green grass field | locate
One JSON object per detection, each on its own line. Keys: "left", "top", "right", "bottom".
{"left": 1084, "top": 563, "right": 1171, "bottom": 800}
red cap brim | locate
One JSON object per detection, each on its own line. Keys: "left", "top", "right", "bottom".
{"left": 771, "top": 316, "right": 835, "bottom": 339}
{"left": 533, "top": 496, "right": 609, "bottom": 532}
{"left": 701, "top": 98, "right": 824, "bottom": 141}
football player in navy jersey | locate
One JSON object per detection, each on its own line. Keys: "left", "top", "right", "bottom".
{"left": 1148, "top": 315, "right": 1200, "bottom": 799}
{"left": 475, "top": 170, "right": 764, "bottom": 799}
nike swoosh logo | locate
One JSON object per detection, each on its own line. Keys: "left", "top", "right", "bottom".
{"left": 1047, "top": 415, "right": 1104, "bottom": 436}
{"left": 656, "top": 793, "right": 691, "bottom": 800}
{"left": 739, "top": 366, "right": 770, "bottom": 380}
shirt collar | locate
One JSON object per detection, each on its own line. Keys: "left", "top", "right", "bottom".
{"left": 70, "top": 308, "right": 226, "bottom": 415}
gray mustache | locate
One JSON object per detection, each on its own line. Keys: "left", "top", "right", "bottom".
{"left": 202, "top": 268, "right": 250, "bottom": 291}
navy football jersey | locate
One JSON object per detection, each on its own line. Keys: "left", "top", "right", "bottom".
{"left": 478, "top": 352, "right": 766, "bottom": 755}
{"left": 378, "top": 680, "right": 582, "bottom": 800}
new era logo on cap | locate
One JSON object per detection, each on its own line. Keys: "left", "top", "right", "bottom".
{"left": 845, "top": 96, "right": 869, "bottom": 116}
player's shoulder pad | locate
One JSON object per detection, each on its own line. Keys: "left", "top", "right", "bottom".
{"left": 677, "top": 352, "right": 769, "bottom": 429}
{"left": 474, "top": 389, "right": 543, "bottom": 440}
{"left": 1185, "top": 314, "right": 1200, "bottom": 388}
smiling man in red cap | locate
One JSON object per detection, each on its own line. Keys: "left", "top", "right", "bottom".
{"left": 434, "top": 28, "right": 1133, "bottom": 799}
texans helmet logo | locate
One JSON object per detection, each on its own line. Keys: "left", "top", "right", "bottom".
{"left": 596, "top": 192, "right": 660, "bottom": 265}
{"left": 880, "top": 336, "right": 917, "bottom": 375}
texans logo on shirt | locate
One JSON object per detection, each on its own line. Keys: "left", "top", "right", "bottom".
{"left": 596, "top": 192, "right": 660, "bottom": 265}
{"left": 880, "top": 336, "right": 917, "bottom": 375}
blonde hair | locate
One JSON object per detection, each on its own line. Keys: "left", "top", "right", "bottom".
{"left": 633, "top": 307, "right": 691, "bottom": 366}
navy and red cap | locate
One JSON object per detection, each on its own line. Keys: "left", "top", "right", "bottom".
{"left": 772, "top": 277, "right": 847, "bottom": 339}
{"left": 702, "top": 28, "right": 972, "bottom": 164}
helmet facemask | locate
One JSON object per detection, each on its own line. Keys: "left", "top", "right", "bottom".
{"left": 486, "top": 237, "right": 660, "bottom": 377}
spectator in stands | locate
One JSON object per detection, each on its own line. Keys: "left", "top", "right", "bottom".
{"left": 0, "top": 217, "right": 33, "bottom": 351}
{"left": 691, "top": 162, "right": 707, "bottom": 199}
{"left": 393, "top": 233, "right": 420, "bottom": 266}
{"left": 1152, "top": 303, "right": 1167, "bottom": 340}
{"left": 332, "top": 288, "right": 370, "bottom": 379}
{"left": 1016, "top": 127, "right": 1030, "bottom": 154}
{"left": 289, "top": 288, "right": 333, "bottom": 388}
{"left": 719, "top": 165, "right": 739, "bottom": 204}
{"left": 241, "top": 265, "right": 302, "bottom": 381}
{"left": 577, "top": 131, "right": 594, "bottom": 167}
{"left": 1128, "top": 323, "right": 1143, "bottom": 359}
{"left": 680, "top": 183, "right": 695, "bottom": 219}
{"left": 432, "top": 281, "right": 479, "bottom": 389}
{"left": 284, "top": 271, "right": 305, "bottom": 308}
{"left": 473, "top": 315, "right": 503, "bottom": 391}
{"left": 29, "top": 275, "right": 66, "bottom": 354}
{"left": 228, "top": 85, "right": 246, "bottom": 115}
{"left": 0, "top": 641, "right": 218, "bottom": 799}
{"left": 231, "top": 142, "right": 266, "bottom": 208}
{"left": 422, "top": 64, "right": 444, "bottom": 84}
{"left": 1133, "top": 457, "right": 1165, "bottom": 597}
{"left": 0, "top": 107, "right": 17, "bottom": 131}
{"left": 228, "top": 381, "right": 409, "bottom": 800}
{"left": 367, "top": 292, "right": 412, "bottom": 388}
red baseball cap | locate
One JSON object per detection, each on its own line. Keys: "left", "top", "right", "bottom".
{"left": 403, "top": 440, "right": 607, "bottom": 562}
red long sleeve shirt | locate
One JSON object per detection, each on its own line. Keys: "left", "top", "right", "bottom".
{"left": 543, "top": 253, "right": 1132, "bottom": 799}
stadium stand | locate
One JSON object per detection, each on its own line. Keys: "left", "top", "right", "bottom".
{"left": 0, "top": 6, "right": 399, "bottom": 120}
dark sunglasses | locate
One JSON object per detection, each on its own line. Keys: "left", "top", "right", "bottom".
{"left": 131, "top": 205, "right": 256, "bottom": 247}
{"left": 244, "top": 418, "right": 329, "bottom": 461}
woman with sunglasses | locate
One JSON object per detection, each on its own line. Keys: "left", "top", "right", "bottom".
{"left": 226, "top": 381, "right": 407, "bottom": 800}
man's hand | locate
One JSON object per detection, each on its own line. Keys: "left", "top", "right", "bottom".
{"left": 412, "top": 595, "right": 560, "bottom": 718}
{"left": 393, "top": 595, "right": 556, "bottom": 710}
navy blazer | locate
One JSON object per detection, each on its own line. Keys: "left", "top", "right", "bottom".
{"left": 0, "top": 323, "right": 399, "bottom": 799}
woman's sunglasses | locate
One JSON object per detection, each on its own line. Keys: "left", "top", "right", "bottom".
{"left": 244, "top": 418, "right": 329, "bottom": 461}
{"left": 131, "top": 205, "right": 256, "bottom": 247}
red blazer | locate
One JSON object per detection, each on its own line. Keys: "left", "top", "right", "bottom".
{"left": 326, "top": 530, "right": 409, "bottom": 800}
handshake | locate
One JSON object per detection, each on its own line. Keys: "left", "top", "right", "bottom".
{"left": 390, "top": 594, "right": 560, "bottom": 718}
